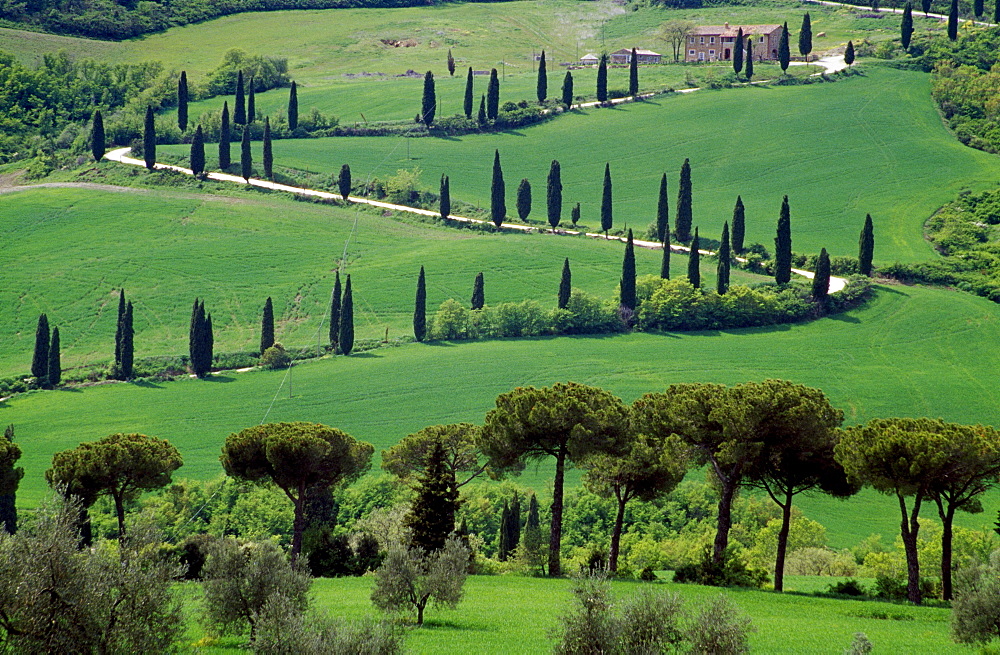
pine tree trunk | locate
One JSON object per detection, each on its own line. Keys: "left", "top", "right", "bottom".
{"left": 548, "top": 451, "right": 566, "bottom": 576}
{"left": 291, "top": 488, "right": 306, "bottom": 564}
{"left": 713, "top": 478, "right": 736, "bottom": 566}
{"left": 773, "top": 489, "right": 794, "bottom": 592}
{"left": 899, "top": 494, "right": 923, "bottom": 604}
{"left": 114, "top": 490, "right": 126, "bottom": 539}
{"left": 938, "top": 500, "right": 956, "bottom": 600}
{"left": 608, "top": 491, "right": 627, "bottom": 573}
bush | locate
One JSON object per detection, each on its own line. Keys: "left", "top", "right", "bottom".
{"left": 673, "top": 547, "right": 769, "bottom": 589}
{"left": 253, "top": 595, "right": 403, "bottom": 655}
{"left": 686, "top": 595, "right": 755, "bottom": 655}
{"left": 639, "top": 566, "right": 657, "bottom": 582}
{"left": 827, "top": 578, "right": 868, "bottom": 597}
{"left": 952, "top": 550, "right": 1000, "bottom": 644}
{"left": 259, "top": 343, "right": 292, "bottom": 369}
{"left": 844, "top": 632, "right": 874, "bottom": 655}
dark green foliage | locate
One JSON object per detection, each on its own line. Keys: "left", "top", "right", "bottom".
{"left": 562, "top": 70, "right": 574, "bottom": 108}
{"left": 537, "top": 50, "right": 547, "bottom": 103}
{"left": 240, "top": 126, "right": 251, "bottom": 181}
{"left": 995, "top": 0, "right": 999, "bottom": 24}
{"left": 901, "top": 3, "right": 914, "bottom": 50}
{"left": 676, "top": 158, "right": 692, "bottom": 243}
{"left": 502, "top": 494, "right": 521, "bottom": 559}
{"left": 597, "top": 54, "right": 608, "bottom": 103}
{"left": 674, "top": 547, "right": 769, "bottom": 588}
{"left": 799, "top": 13, "right": 812, "bottom": 58}
{"left": 779, "top": 22, "right": 791, "bottom": 72}
{"left": 487, "top": 69, "right": 500, "bottom": 120}
{"left": 471, "top": 272, "right": 485, "bottom": 310}
{"left": 656, "top": 173, "right": 669, "bottom": 243}
{"left": 523, "top": 493, "right": 543, "bottom": 572}
{"left": 734, "top": 28, "right": 745, "bottom": 74}
{"left": 812, "top": 248, "right": 831, "bottom": 300}
{"left": 775, "top": 195, "right": 792, "bottom": 285}
{"left": 948, "top": 0, "right": 959, "bottom": 40}
{"left": 845, "top": 40, "right": 855, "bottom": 66}
{"left": 234, "top": 70, "right": 246, "bottom": 124}
{"left": 288, "top": 81, "right": 298, "bottom": 131}
{"left": 329, "top": 271, "right": 341, "bottom": 352}
{"left": 547, "top": 160, "right": 562, "bottom": 229}
{"left": 114, "top": 290, "right": 126, "bottom": 369}
{"left": 516, "top": 178, "right": 531, "bottom": 221}
{"left": 91, "top": 109, "right": 105, "bottom": 162}
{"left": 975, "top": 0, "right": 984, "bottom": 17}
{"left": 47, "top": 327, "right": 60, "bottom": 388}
{"left": 405, "top": 439, "right": 460, "bottom": 553}
{"left": 629, "top": 48, "right": 639, "bottom": 97}
{"left": 558, "top": 258, "right": 571, "bottom": 310}
{"left": 422, "top": 70, "right": 436, "bottom": 126}
{"left": 859, "top": 214, "right": 875, "bottom": 276}
{"left": 189, "top": 299, "right": 213, "bottom": 378}
{"left": 440, "top": 174, "right": 451, "bottom": 219}
{"left": 262, "top": 118, "right": 272, "bottom": 180}
{"left": 732, "top": 196, "right": 746, "bottom": 255}
{"left": 687, "top": 228, "right": 701, "bottom": 288}
{"left": 924, "top": 0, "right": 933, "bottom": 15}
{"left": 601, "top": 162, "right": 613, "bottom": 235}
{"left": 414, "top": 266, "right": 426, "bottom": 342}
{"left": 260, "top": 297, "right": 275, "bottom": 355}
{"left": 571, "top": 202, "right": 581, "bottom": 226}
{"left": 717, "top": 222, "right": 731, "bottom": 295}
{"left": 119, "top": 301, "right": 134, "bottom": 380}
{"left": 143, "top": 105, "right": 155, "bottom": 170}
{"left": 447, "top": 48, "right": 455, "bottom": 76}
{"left": 746, "top": 40, "right": 755, "bottom": 79}
{"left": 190, "top": 126, "right": 205, "bottom": 178}
{"left": 620, "top": 229, "right": 636, "bottom": 311}
{"left": 498, "top": 500, "right": 511, "bottom": 561}
{"left": 31, "top": 314, "right": 49, "bottom": 382}
{"left": 247, "top": 76, "right": 256, "bottom": 124}
{"left": 338, "top": 164, "right": 352, "bottom": 202}
{"left": 491, "top": 149, "right": 505, "bottom": 228}
{"left": 477, "top": 94, "right": 487, "bottom": 125}
{"left": 660, "top": 238, "right": 670, "bottom": 280}
{"left": 219, "top": 102, "right": 231, "bottom": 169}
{"left": 0, "top": 425, "right": 22, "bottom": 535}
{"left": 464, "top": 68, "right": 474, "bottom": 118}
{"left": 340, "top": 275, "right": 354, "bottom": 356}
{"left": 178, "top": 71, "right": 189, "bottom": 131}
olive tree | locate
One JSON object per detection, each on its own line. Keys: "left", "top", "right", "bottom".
{"left": 371, "top": 536, "right": 470, "bottom": 625}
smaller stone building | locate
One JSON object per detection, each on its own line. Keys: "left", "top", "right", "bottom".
{"left": 609, "top": 48, "right": 662, "bottom": 64}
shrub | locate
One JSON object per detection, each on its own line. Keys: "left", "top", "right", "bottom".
{"left": 673, "top": 547, "right": 769, "bottom": 589}
{"left": 827, "top": 578, "right": 868, "bottom": 597}
{"left": 686, "top": 595, "right": 755, "bottom": 655}
{"left": 253, "top": 595, "right": 403, "bottom": 655}
{"left": 639, "top": 566, "right": 657, "bottom": 582}
{"left": 259, "top": 343, "right": 292, "bottom": 369}
{"left": 951, "top": 550, "right": 1000, "bottom": 644}
{"left": 844, "top": 632, "right": 874, "bottom": 655}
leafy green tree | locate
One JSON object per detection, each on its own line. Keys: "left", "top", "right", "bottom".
{"left": 464, "top": 68, "right": 474, "bottom": 118}
{"left": 414, "top": 266, "right": 427, "bottom": 342}
{"left": 219, "top": 101, "right": 231, "bottom": 169}
{"left": 775, "top": 195, "right": 792, "bottom": 285}
{"left": 440, "top": 174, "right": 451, "bottom": 220}
{"left": 234, "top": 70, "right": 246, "bottom": 124}
{"left": 798, "top": 13, "right": 812, "bottom": 60}
{"left": 261, "top": 297, "right": 275, "bottom": 355}
{"left": 537, "top": 50, "right": 548, "bottom": 103}
{"left": 948, "top": 0, "right": 959, "bottom": 40}
{"left": 0, "top": 425, "right": 23, "bottom": 534}
{"left": 717, "top": 222, "right": 731, "bottom": 295}
{"left": 562, "top": 70, "right": 574, "bottom": 108}
{"left": 471, "top": 272, "right": 485, "bottom": 310}
{"left": 487, "top": 69, "right": 500, "bottom": 120}
{"left": 478, "top": 94, "right": 487, "bottom": 125}
{"left": 745, "top": 40, "right": 755, "bottom": 79}
{"left": 143, "top": 105, "right": 156, "bottom": 170}
{"left": 422, "top": 71, "right": 436, "bottom": 126}
{"left": 621, "top": 229, "right": 636, "bottom": 311}
{"left": 338, "top": 163, "right": 352, "bottom": 203}
{"left": 91, "top": 109, "right": 105, "bottom": 162}
{"left": 516, "top": 178, "right": 532, "bottom": 221}
{"left": 177, "top": 70, "right": 189, "bottom": 131}
{"left": 731, "top": 196, "right": 746, "bottom": 254}
{"left": 491, "top": 149, "right": 505, "bottom": 228}
{"left": 329, "top": 271, "right": 341, "bottom": 353}
{"left": 447, "top": 49, "right": 455, "bottom": 76}
{"left": 479, "top": 382, "right": 630, "bottom": 576}
{"left": 629, "top": 48, "right": 639, "bottom": 97}
{"left": 812, "top": 248, "right": 831, "bottom": 300}
{"left": 676, "top": 158, "right": 692, "bottom": 243}
{"left": 779, "top": 22, "right": 791, "bottom": 72}
{"left": 952, "top": 551, "right": 1000, "bottom": 644}
{"left": 31, "top": 313, "right": 49, "bottom": 382}
{"left": 660, "top": 238, "right": 670, "bottom": 280}
{"left": 547, "top": 160, "right": 562, "bottom": 229}
{"left": 656, "top": 173, "right": 669, "bottom": 243}
{"left": 845, "top": 40, "right": 855, "bottom": 66}
{"left": 288, "top": 81, "right": 298, "bottom": 131}
{"left": 247, "top": 76, "right": 256, "bottom": 124}
{"left": 571, "top": 202, "right": 580, "bottom": 226}
{"left": 221, "top": 422, "right": 373, "bottom": 561}
{"left": 46, "top": 432, "right": 183, "bottom": 538}
{"left": 558, "top": 258, "right": 572, "bottom": 309}
{"left": 597, "top": 54, "right": 608, "bottom": 103}
{"left": 240, "top": 125, "right": 252, "bottom": 181}
{"left": 405, "top": 440, "right": 460, "bottom": 554}
{"left": 902, "top": 3, "right": 915, "bottom": 50}
{"left": 687, "top": 227, "right": 701, "bottom": 288}
{"left": 46, "top": 326, "right": 60, "bottom": 388}
{"left": 371, "top": 537, "right": 470, "bottom": 626}
{"left": 262, "top": 117, "right": 273, "bottom": 179}
{"left": 382, "top": 423, "right": 487, "bottom": 489}
{"left": 859, "top": 213, "right": 875, "bottom": 276}
{"left": 601, "top": 162, "right": 613, "bottom": 236}
{"left": 340, "top": 275, "right": 354, "bottom": 355}
{"left": 733, "top": 28, "right": 745, "bottom": 74}
{"left": 191, "top": 125, "right": 205, "bottom": 177}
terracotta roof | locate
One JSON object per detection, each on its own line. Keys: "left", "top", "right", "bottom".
{"left": 690, "top": 24, "right": 782, "bottom": 37}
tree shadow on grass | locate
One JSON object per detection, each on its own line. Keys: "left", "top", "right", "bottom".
{"left": 345, "top": 351, "right": 381, "bottom": 358}
{"left": 204, "top": 375, "right": 236, "bottom": 383}
{"left": 827, "top": 312, "right": 861, "bottom": 324}
{"left": 132, "top": 380, "right": 164, "bottom": 389}
{"left": 420, "top": 618, "right": 484, "bottom": 631}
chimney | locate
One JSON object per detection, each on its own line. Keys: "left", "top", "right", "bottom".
{"left": 724, "top": 22, "right": 729, "bottom": 29}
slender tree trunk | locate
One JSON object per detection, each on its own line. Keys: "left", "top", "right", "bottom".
{"left": 938, "top": 499, "right": 956, "bottom": 601}
{"left": 416, "top": 601, "right": 425, "bottom": 626}
{"left": 899, "top": 494, "right": 923, "bottom": 604}
{"left": 713, "top": 479, "right": 737, "bottom": 566}
{"left": 113, "top": 491, "right": 126, "bottom": 540}
{"left": 773, "top": 489, "right": 794, "bottom": 592}
{"left": 608, "top": 490, "right": 628, "bottom": 573}
{"left": 291, "top": 488, "right": 306, "bottom": 563}
{"left": 548, "top": 451, "right": 566, "bottom": 576}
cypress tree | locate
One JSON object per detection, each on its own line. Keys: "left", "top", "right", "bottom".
{"left": 523, "top": 493, "right": 543, "bottom": 571}
{"left": 687, "top": 228, "right": 701, "bottom": 288}
{"left": 339, "top": 275, "right": 354, "bottom": 356}
{"left": 247, "top": 76, "right": 256, "bottom": 124}
{"left": 845, "top": 40, "right": 855, "bottom": 66}
{"left": 779, "top": 22, "right": 791, "bottom": 72}
{"left": 948, "top": 0, "right": 959, "bottom": 40}
{"left": 732, "top": 195, "right": 746, "bottom": 254}
{"left": 329, "top": 272, "right": 342, "bottom": 352}
{"left": 440, "top": 174, "right": 451, "bottom": 220}
{"left": 422, "top": 71, "right": 436, "bottom": 126}
{"left": 464, "top": 68, "right": 474, "bottom": 119}
{"left": 447, "top": 48, "right": 455, "bottom": 76}
{"left": 178, "top": 71, "right": 189, "bottom": 132}
{"left": 656, "top": 173, "right": 669, "bottom": 243}
{"left": 812, "top": 248, "right": 831, "bottom": 300}
{"left": 262, "top": 117, "right": 273, "bottom": 180}
{"left": 775, "top": 195, "right": 792, "bottom": 285}
{"left": 558, "top": 258, "right": 571, "bottom": 309}
{"left": 975, "top": 0, "right": 984, "bottom": 17}
{"left": 799, "top": 13, "right": 813, "bottom": 60}
{"left": 601, "top": 162, "right": 613, "bottom": 236}
{"left": 629, "top": 48, "right": 639, "bottom": 97}
{"left": 120, "top": 301, "right": 133, "bottom": 380}
{"left": 240, "top": 125, "right": 252, "bottom": 182}
{"left": 414, "top": 266, "right": 427, "bottom": 342}
{"left": 746, "top": 40, "right": 755, "bottom": 79}
{"left": 562, "top": 70, "right": 574, "bottom": 108}
{"left": 516, "top": 178, "right": 531, "bottom": 221}
{"left": 471, "top": 272, "right": 485, "bottom": 310}
{"left": 477, "top": 94, "right": 487, "bottom": 125}
{"left": 537, "top": 50, "right": 548, "bottom": 103}
{"left": 733, "top": 28, "right": 745, "bottom": 74}
{"left": 676, "top": 158, "right": 692, "bottom": 243}
{"left": 487, "top": 69, "right": 500, "bottom": 120}
{"left": 189, "top": 299, "right": 212, "bottom": 378}
{"left": 261, "top": 297, "right": 275, "bottom": 354}
{"left": 717, "top": 221, "right": 731, "bottom": 295}
{"left": 498, "top": 499, "right": 511, "bottom": 561}
{"left": 31, "top": 313, "right": 49, "bottom": 382}
{"left": 143, "top": 105, "right": 156, "bottom": 171}
{"left": 924, "top": 0, "right": 932, "bottom": 15}
{"left": 189, "top": 299, "right": 201, "bottom": 373}
{"left": 0, "top": 425, "right": 22, "bottom": 535}
{"left": 204, "top": 313, "right": 214, "bottom": 375}
{"left": 114, "top": 289, "right": 126, "bottom": 368}
{"left": 338, "top": 164, "right": 352, "bottom": 203}
{"left": 597, "top": 54, "right": 608, "bottom": 103}
{"left": 47, "top": 326, "right": 60, "bottom": 388}
{"left": 901, "top": 3, "right": 914, "bottom": 50}
{"left": 507, "top": 494, "right": 521, "bottom": 555}
{"left": 620, "top": 229, "right": 636, "bottom": 311}
{"left": 288, "top": 81, "right": 299, "bottom": 131}
{"left": 219, "top": 102, "right": 231, "bottom": 170}
{"left": 994, "top": 0, "right": 999, "bottom": 25}
{"left": 234, "top": 70, "right": 246, "bottom": 124}
{"left": 91, "top": 109, "right": 105, "bottom": 162}
{"left": 571, "top": 202, "right": 580, "bottom": 226}
{"left": 859, "top": 213, "right": 875, "bottom": 276}
{"left": 660, "top": 237, "right": 670, "bottom": 279}
{"left": 491, "top": 149, "right": 506, "bottom": 228}
{"left": 190, "top": 126, "right": 205, "bottom": 178}
{"left": 547, "top": 160, "right": 562, "bottom": 229}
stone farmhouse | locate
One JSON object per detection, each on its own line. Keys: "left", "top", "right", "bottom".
{"left": 685, "top": 23, "right": 783, "bottom": 63}
{"left": 609, "top": 48, "right": 662, "bottom": 64}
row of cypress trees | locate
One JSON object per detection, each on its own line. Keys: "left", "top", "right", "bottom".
{"left": 327, "top": 271, "right": 355, "bottom": 356}
{"left": 113, "top": 289, "right": 134, "bottom": 380}
{"left": 30, "top": 314, "right": 60, "bottom": 388}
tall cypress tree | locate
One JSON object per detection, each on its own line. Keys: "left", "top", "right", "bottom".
{"left": 0, "top": 425, "right": 22, "bottom": 535}
{"left": 234, "top": 70, "right": 246, "bottom": 124}
{"left": 687, "top": 228, "right": 701, "bottom": 288}
{"left": 901, "top": 3, "right": 915, "bottom": 50}
{"left": 339, "top": 275, "right": 354, "bottom": 356}
{"left": 498, "top": 499, "right": 511, "bottom": 561}
{"left": 240, "top": 126, "right": 252, "bottom": 182}
{"left": 523, "top": 493, "right": 543, "bottom": 572}
{"left": 260, "top": 297, "right": 275, "bottom": 354}
{"left": 247, "top": 76, "right": 256, "bottom": 124}
{"left": 414, "top": 266, "right": 427, "bottom": 342}
{"left": 676, "top": 158, "right": 693, "bottom": 243}
{"left": 143, "top": 105, "right": 156, "bottom": 171}
{"left": 471, "top": 272, "right": 485, "bottom": 310}
{"left": 404, "top": 439, "right": 459, "bottom": 554}
{"left": 204, "top": 313, "right": 214, "bottom": 375}
{"left": 733, "top": 28, "right": 745, "bottom": 74}
{"left": 571, "top": 202, "right": 581, "bottom": 226}
{"left": 440, "top": 174, "right": 451, "bottom": 220}
{"left": 732, "top": 196, "right": 746, "bottom": 254}
{"left": 422, "top": 71, "right": 436, "bottom": 126}
{"left": 859, "top": 213, "right": 875, "bottom": 276}
{"left": 288, "top": 81, "right": 299, "bottom": 131}
{"left": 189, "top": 299, "right": 212, "bottom": 378}
{"left": 601, "top": 162, "right": 613, "bottom": 236}
{"left": 717, "top": 221, "right": 731, "bottom": 295}
{"left": 219, "top": 102, "right": 231, "bottom": 170}
{"left": 597, "top": 54, "right": 608, "bottom": 103}
{"left": 775, "top": 195, "right": 792, "bottom": 285}
{"left": 31, "top": 313, "right": 49, "bottom": 382}
{"left": 189, "top": 299, "right": 201, "bottom": 373}
{"left": 994, "top": 0, "right": 999, "bottom": 25}
{"left": 779, "top": 22, "right": 791, "bottom": 72}
{"left": 464, "top": 68, "right": 474, "bottom": 119}
{"left": 491, "top": 149, "right": 506, "bottom": 228}
{"left": 924, "top": 0, "right": 932, "bottom": 16}
{"left": 974, "top": 0, "right": 984, "bottom": 18}
{"left": 191, "top": 126, "right": 205, "bottom": 178}
{"left": 812, "top": 248, "right": 831, "bottom": 300}
{"left": 477, "top": 94, "right": 487, "bottom": 125}
{"left": 91, "top": 109, "right": 105, "bottom": 162}
{"left": 562, "top": 70, "right": 574, "bottom": 108}
{"left": 537, "top": 50, "right": 548, "bottom": 103}
{"left": 844, "top": 40, "right": 855, "bottom": 66}
{"left": 948, "top": 0, "right": 959, "bottom": 40}
{"left": 507, "top": 494, "right": 521, "bottom": 555}
{"left": 447, "top": 48, "right": 455, "bottom": 76}
{"left": 516, "top": 178, "right": 532, "bottom": 221}
{"left": 620, "top": 229, "right": 636, "bottom": 311}
{"left": 262, "top": 117, "right": 273, "bottom": 180}
{"left": 329, "top": 272, "right": 342, "bottom": 352}
{"left": 487, "top": 69, "right": 500, "bottom": 120}
{"left": 656, "top": 173, "right": 669, "bottom": 242}
{"left": 338, "top": 164, "right": 352, "bottom": 203}
{"left": 660, "top": 237, "right": 671, "bottom": 279}
{"left": 114, "top": 289, "right": 126, "bottom": 368}
{"left": 178, "top": 71, "right": 189, "bottom": 131}
{"left": 47, "top": 326, "right": 60, "bottom": 388}
{"left": 629, "top": 48, "right": 639, "bottom": 97}
{"left": 798, "top": 13, "right": 813, "bottom": 60}
{"left": 120, "top": 301, "right": 133, "bottom": 380}
{"left": 547, "top": 160, "right": 562, "bottom": 229}
{"left": 558, "top": 258, "right": 571, "bottom": 309}
{"left": 746, "top": 40, "right": 755, "bottom": 79}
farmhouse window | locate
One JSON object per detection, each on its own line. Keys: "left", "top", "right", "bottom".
{"left": 699, "top": 37, "right": 704, "bottom": 43}
{"left": 709, "top": 49, "right": 715, "bottom": 56}
{"left": 688, "top": 49, "right": 695, "bottom": 56}
{"left": 710, "top": 37, "right": 715, "bottom": 43}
